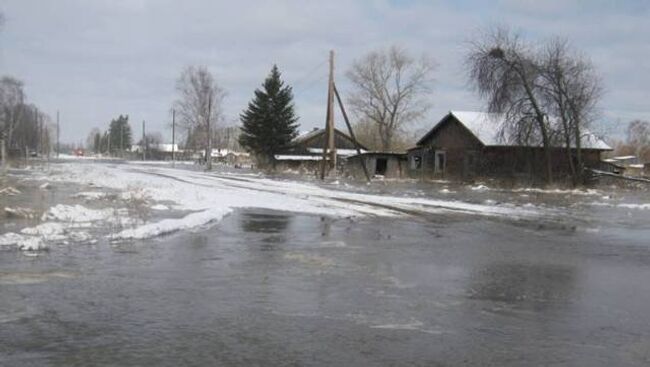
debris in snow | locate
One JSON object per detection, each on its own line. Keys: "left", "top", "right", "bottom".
{"left": 0, "top": 187, "right": 21, "bottom": 196}
{"left": 42, "top": 204, "right": 125, "bottom": 223}
{"left": 471, "top": 184, "right": 489, "bottom": 191}
{"left": 73, "top": 191, "right": 110, "bottom": 200}
{"left": 4, "top": 207, "right": 37, "bottom": 219}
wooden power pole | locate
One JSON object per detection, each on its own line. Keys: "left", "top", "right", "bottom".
{"left": 171, "top": 109, "right": 176, "bottom": 165}
{"left": 56, "top": 111, "right": 60, "bottom": 158}
{"left": 320, "top": 50, "right": 336, "bottom": 180}
{"left": 206, "top": 97, "right": 213, "bottom": 170}
{"left": 142, "top": 120, "right": 146, "bottom": 161}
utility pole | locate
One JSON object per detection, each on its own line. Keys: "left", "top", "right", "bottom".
{"left": 56, "top": 111, "right": 60, "bottom": 158}
{"left": 320, "top": 50, "right": 336, "bottom": 179}
{"left": 142, "top": 120, "right": 146, "bottom": 161}
{"left": 120, "top": 122, "right": 124, "bottom": 158}
{"left": 327, "top": 50, "right": 336, "bottom": 169}
{"left": 333, "top": 83, "right": 370, "bottom": 182}
{"left": 206, "top": 97, "right": 212, "bottom": 170}
{"left": 1, "top": 133, "right": 6, "bottom": 173}
{"left": 171, "top": 109, "right": 176, "bottom": 166}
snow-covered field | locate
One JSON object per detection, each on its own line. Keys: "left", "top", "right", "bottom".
{"left": 2, "top": 159, "right": 646, "bottom": 252}
{"left": 0, "top": 161, "right": 542, "bottom": 251}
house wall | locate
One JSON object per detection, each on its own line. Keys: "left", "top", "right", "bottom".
{"left": 410, "top": 117, "right": 482, "bottom": 179}
{"left": 410, "top": 116, "right": 606, "bottom": 182}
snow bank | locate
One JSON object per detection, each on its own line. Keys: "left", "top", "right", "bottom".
{"left": 0, "top": 232, "right": 47, "bottom": 251}
{"left": 589, "top": 202, "right": 650, "bottom": 210}
{"left": 29, "top": 162, "right": 547, "bottom": 243}
{"left": 112, "top": 207, "right": 231, "bottom": 240}
{"left": 43, "top": 204, "right": 122, "bottom": 223}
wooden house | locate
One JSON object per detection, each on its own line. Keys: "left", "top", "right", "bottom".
{"left": 274, "top": 128, "right": 367, "bottom": 171}
{"left": 408, "top": 111, "right": 612, "bottom": 182}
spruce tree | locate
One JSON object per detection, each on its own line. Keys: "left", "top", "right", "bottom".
{"left": 239, "top": 65, "right": 299, "bottom": 166}
{"left": 108, "top": 115, "right": 132, "bottom": 153}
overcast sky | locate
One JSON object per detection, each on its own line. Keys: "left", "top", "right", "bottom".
{"left": 1, "top": 0, "right": 648, "bottom": 144}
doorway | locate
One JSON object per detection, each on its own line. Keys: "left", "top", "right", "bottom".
{"left": 375, "top": 158, "right": 388, "bottom": 175}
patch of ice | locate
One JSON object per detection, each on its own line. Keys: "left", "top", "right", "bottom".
{"left": 589, "top": 202, "right": 650, "bottom": 210}
{"left": 370, "top": 321, "right": 443, "bottom": 335}
{"left": 320, "top": 240, "right": 347, "bottom": 248}
{"left": 111, "top": 208, "right": 231, "bottom": 240}
{"left": 0, "top": 187, "right": 21, "bottom": 196}
{"left": 284, "top": 252, "right": 334, "bottom": 268}
{"left": 4, "top": 207, "right": 37, "bottom": 219}
{"left": 21, "top": 222, "right": 66, "bottom": 240}
{"left": 0, "top": 232, "right": 26, "bottom": 246}
{"left": 18, "top": 237, "right": 47, "bottom": 251}
{"left": 512, "top": 187, "right": 600, "bottom": 196}
{"left": 42, "top": 204, "right": 124, "bottom": 223}
{"left": 73, "top": 191, "right": 109, "bottom": 200}
{"left": 0, "top": 232, "right": 47, "bottom": 251}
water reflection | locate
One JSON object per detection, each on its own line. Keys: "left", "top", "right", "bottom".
{"left": 467, "top": 262, "right": 577, "bottom": 310}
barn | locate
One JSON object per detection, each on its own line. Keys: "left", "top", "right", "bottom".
{"left": 408, "top": 111, "right": 612, "bottom": 182}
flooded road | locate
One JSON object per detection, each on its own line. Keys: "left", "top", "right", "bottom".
{"left": 1, "top": 162, "right": 650, "bottom": 366}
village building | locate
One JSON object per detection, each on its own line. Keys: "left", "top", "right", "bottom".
{"left": 274, "top": 128, "right": 367, "bottom": 171}
{"left": 407, "top": 111, "right": 612, "bottom": 182}
{"left": 602, "top": 155, "right": 648, "bottom": 177}
{"left": 345, "top": 152, "right": 408, "bottom": 179}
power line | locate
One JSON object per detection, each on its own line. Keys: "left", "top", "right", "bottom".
{"left": 292, "top": 58, "right": 328, "bottom": 93}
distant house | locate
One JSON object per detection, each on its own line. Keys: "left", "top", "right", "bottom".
{"left": 131, "top": 143, "right": 183, "bottom": 160}
{"left": 408, "top": 111, "right": 612, "bottom": 181}
{"left": 603, "top": 156, "right": 646, "bottom": 176}
{"left": 274, "top": 128, "right": 367, "bottom": 170}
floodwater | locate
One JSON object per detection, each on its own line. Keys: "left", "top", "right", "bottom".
{"left": 1, "top": 164, "right": 650, "bottom": 366}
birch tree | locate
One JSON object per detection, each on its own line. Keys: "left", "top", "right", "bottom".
{"left": 174, "top": 66, "right": 226, "bottom": 168}
{"left": 540, "top": 38, "right": 602, "bottom": 184}
{"left": 467, "top": 27, "right": 554, "bottom": 183}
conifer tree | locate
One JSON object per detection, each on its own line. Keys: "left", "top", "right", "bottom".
{"left": 239, "top": 65, "right": 299, "bottom": 166}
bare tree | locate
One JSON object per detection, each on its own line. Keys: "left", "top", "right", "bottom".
{"left": 0, "top": 76, "right": 26, "bottom": 165}
{"left": 539, "top": 38, "right": 602, "bottom": 184}
{"left": 467, "top": 27, "right": 554, "bottom": 183}
{"left": 352, "top": 118, "right": 415, "bottom": 152}
{"left": 346, "top": 46, "right": 435, "bottom": 151}
{"left": 625, "top": 120, "right": 650, "bottom": 162}
{"left": 174, "top": 66, "right": 226, "bottom": 169}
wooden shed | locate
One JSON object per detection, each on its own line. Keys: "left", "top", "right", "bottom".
{"left": 345, "top": 152, "right": 407, "bottom": 179}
